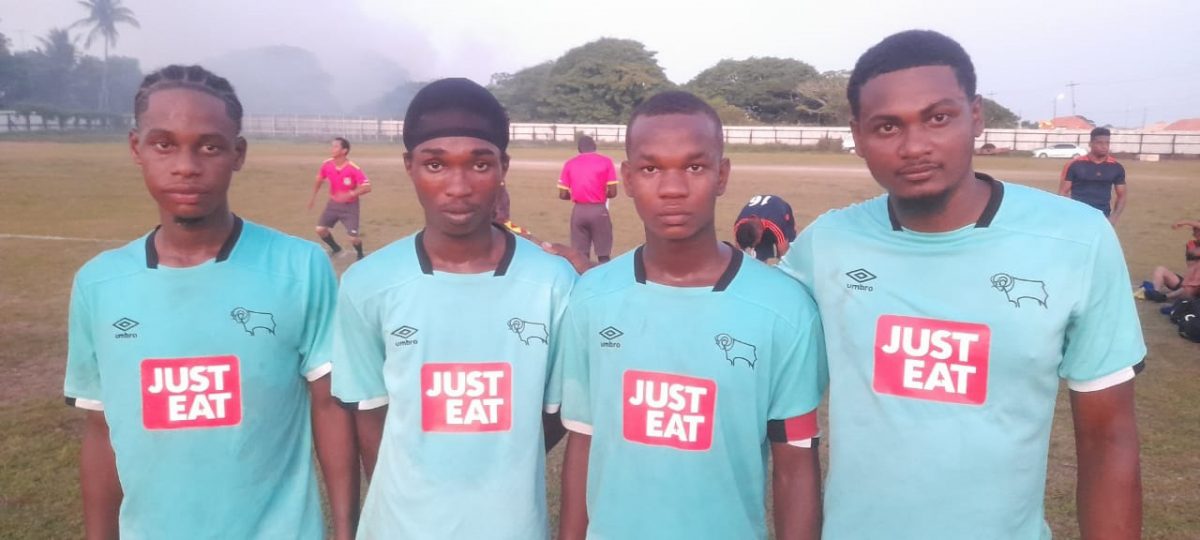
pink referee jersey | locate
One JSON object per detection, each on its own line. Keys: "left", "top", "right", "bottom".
{"left": 319, "top": 159, "right": 370, "bottom": 201}
{"left": 558, "top": 152, "right": 616, "bottom": 204}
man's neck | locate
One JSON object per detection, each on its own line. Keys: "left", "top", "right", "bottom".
{"left": 154, "top": 210, "right": 235, "bottom": 267}
{"left": 1089, "top": 153, "right": 1108, "bottom": 163}
{"left": 642, "top": 226, "right": 731, "bottom": 287}
{"left": 422, "top": 224, "right": 505, "bottom": 274}
{"left": 892, "top": 172, "right": 992, "bottom": 233}
{"left": 333, "top": 156, "right": 349, "bottom": 167}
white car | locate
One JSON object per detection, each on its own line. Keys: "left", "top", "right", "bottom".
{"left": 1031, "top": 143, "right": 1088, "bottom": 159}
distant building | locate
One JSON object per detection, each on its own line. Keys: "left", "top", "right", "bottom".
{"left": 1037, "top": 116, "right": 1096, "bottom": 130}
{"left": 1164, "top": 118, "right": 1200, "bottom": 131}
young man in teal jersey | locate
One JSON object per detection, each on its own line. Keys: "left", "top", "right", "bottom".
{"left": 330, "top": 78, "right": 575, "bottom": 540}
{"left": 64, "top": 65, "right": 359, "bottom": 539}
{"left": 557, "top": 91, "right": 825, "bottom": 540}
{"left": 779, "top": 30, "right": 1144, "bottom": 539}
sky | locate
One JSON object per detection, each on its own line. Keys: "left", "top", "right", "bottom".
{"left": 2, "top": 0, "right": 1198, "bottom": 127}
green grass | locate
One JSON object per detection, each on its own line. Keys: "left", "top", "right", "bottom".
{"left": 1, "top": 141, "right": 1198, "bottom": 539}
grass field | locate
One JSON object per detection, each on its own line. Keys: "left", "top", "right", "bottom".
{"left": 1, "top": 140, "right": 1197, "bottom": 539}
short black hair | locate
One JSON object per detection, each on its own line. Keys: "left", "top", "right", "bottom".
{"left": 625, "top": 90, "right": 724, "bottom": 153}
{"left": 1090, "top": 127, "right": 1111, "bottom": 140}
{"left": 403, "top": 78, "right": 509, "bottom": 153}
{"left": 333, "top": 137, "right": 350, "bottom": 153}
{"left": 134, "top": 65, "right": 244, "bottom": 133}
{"left": 734, "top": 218, "right": 763, "bottom": 249}
{"left": 847, "top": 30, "right": 977, "bottom": 119}
{"left": 577, "top": 135, "right": 597, "bottom": 153}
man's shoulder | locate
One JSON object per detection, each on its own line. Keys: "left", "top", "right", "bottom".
{"left": 340, "top": 234, "right": 420, "bottom": 296}
{"left": 512, "top": 236, "right": 578, "bottom": 279}
{"left": 730, "top": 257, "right": 817, "bottom": 312}
{"left": 570, "top": 249, "right": 636, "bottom": 302}
{"left": 805, "top": 194, "right": 889, "bottom": 232}
{"left": 993, "top": 182, "right": 1113, "bottom": 241}
{"left": 75, "top": 235, "right": 152, "bottom": 288}
{"left": 240, "top": 220, "right": 325, "bottom": 259}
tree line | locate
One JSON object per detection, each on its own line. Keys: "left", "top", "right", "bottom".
{"left": 1, "top": 6, "right": 1024, "bottom": 129}
{"left": 0, "top": 1, "right": 141, "bottom": 125}
{"left": 486, "top": 38, "right": 1021, "bottom": 128}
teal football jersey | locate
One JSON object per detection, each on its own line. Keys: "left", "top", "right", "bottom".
{"left": 64, "top": 217, "right": 335, "bottom": 539}
{"left": 331, "top": 228, "right": 577, "bottom": 540}
{"left": 558, "top": 247, "right": 826, "bottom": 540}
{"left": 779, "top": 175, "right": 1146, "bottom": 540}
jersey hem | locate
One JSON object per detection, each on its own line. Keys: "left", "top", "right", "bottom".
{"left": 65, "top": 396, "right": 104, "bottom": 411}
{"left": 304, "top": 362, "right": 332, "bottom": 382}
{"left": 543, "top": 403, "right": 561, "bottom": 414}
{"left": 1067, "top": 362, "right": 1141, "bottom": 392}
{"left": 561, "top": 418, "right": 593, "bottom": 435}
{"left": 786, "top": 438, "right": 814, "bottom": 448}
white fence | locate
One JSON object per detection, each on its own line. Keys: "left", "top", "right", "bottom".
{"left": 6, "top": 111, "right": 1200, "bottom": 155}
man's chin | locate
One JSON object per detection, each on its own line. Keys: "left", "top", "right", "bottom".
{"left": 890, "top": 190, "right": 952, "bottom": 216}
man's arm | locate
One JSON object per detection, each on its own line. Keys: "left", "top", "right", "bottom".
{"left": 772, "top": 442, "right": 822, "bottom": 540}
{"left": 1071, "top": 380, "right": 1141, "bottom": 539}
{"left": 558, "top": 431, "right": 590, "bottom": 540}
{"left": 605, "top": 183, "right": 617, "bottom": 199}
{"left": 1058, "top": 162, "right": 1075, "bottom": 197}
{"left": 1171, "top": 219, "right": 1200, "bottom": 230}
{"left": 558, "top": 186, "right": 572, "bottom": 201}
{"left": 310, "top": 376, "right": 360, "bottom": 540}
{"left": 1109, "top": 184, "right": 1127, "bottom": 225}
{"left": 543, "top": 411, "right": 566, "bottom": 451}
{"left": 308, "top": 175, "right": 325, "bottom": 210}
{"left": 80, "top": 411, "right": 121, "bottom": 540}
{"left": 354, "top": 406, "right": 387, "bottom": 481}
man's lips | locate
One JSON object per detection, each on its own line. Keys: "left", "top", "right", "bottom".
{"left": 164, "top": 189, "right": 207, "bottom": 203}
{"left": 896, "top": 163, "right": 940, "bottom": 181}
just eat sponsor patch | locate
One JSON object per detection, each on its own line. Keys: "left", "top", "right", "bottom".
{"left": 623, "top": 370, "right": 716, "bottom": 451}
{"left": 141, "top": 355, "right": 242, "bottom": 430}
{"left": 421, "top": 362, "right": 512, "bottom": 432}
{"left": 873, "top": 315, "right": 991, "bottom": 405}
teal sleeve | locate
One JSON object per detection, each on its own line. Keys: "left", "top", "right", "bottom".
{"left": 544, "top": 267, "right": 577, "bottom": 410}
{"left": 299, "top": 249, "right": 337, "bottom": 380}
{"left": 767, "top": 294, "right": 828, "bottom": 422}
{"left": 330, "top": 283, "right": 388, "bottom": 406}
{"left": 64, "top": 278, "right": 102, "bottom": 407}
{"left": 777, "top": 223, "right": 817, "bottom": 289}
{"left": 558, "top": 299, "right": 592, "bottom": 431}
{"left": 1059, "top": 223, "right": 1147, "bottom": 383}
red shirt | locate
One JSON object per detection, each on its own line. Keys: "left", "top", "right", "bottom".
{"left": 559, "top": 152, "right": 616, "bottom": 204}
{"left": 319, "top": 159, "right": 370, "bottom": 202}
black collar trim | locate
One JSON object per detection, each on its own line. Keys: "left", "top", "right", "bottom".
{"left": 414, "top": 224, "right": 517, "bottom": 276}
{"left": 144, "top": 215, "right": 244, "bottom": 269}
{"left": 633, "top": 243, "right": 744, "bottom": 292}
{"left": 888, "top": 173, "right": 1004, "bottom": 231}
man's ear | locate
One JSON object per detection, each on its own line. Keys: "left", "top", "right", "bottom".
{"left": 620, "top": 160, "right": 633, "bottom": 197}
{"left": 970, "top": 94, "right": 984, "bottom": 137}
{"left": 715, "top": 157, "right": 731, "bottom": 197}
{"left": 849, "top": 119, "right": 865, "bottom": 158}
{"left": 232, "top": 136, "right": 248, "bottom": 171}
{"left": 129, "top": 129, "right": 143, "bottom": 166}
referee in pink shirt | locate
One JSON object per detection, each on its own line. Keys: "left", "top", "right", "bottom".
{"left": 558, "top": 135, "right": 618, "bottom": 262}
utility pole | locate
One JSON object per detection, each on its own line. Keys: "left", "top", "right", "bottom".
{"left": 1066, "top": 81, "right": 1080, "bottom": 116}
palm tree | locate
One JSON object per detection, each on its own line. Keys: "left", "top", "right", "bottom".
{"left": 72, "top": 0, "right": 139, "bottom": 111}
{"left": 36, "top": 28, "right": 79, "bottom": 108}
{"left": 38, "top": 28, "right": 78, "bottom": 69}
